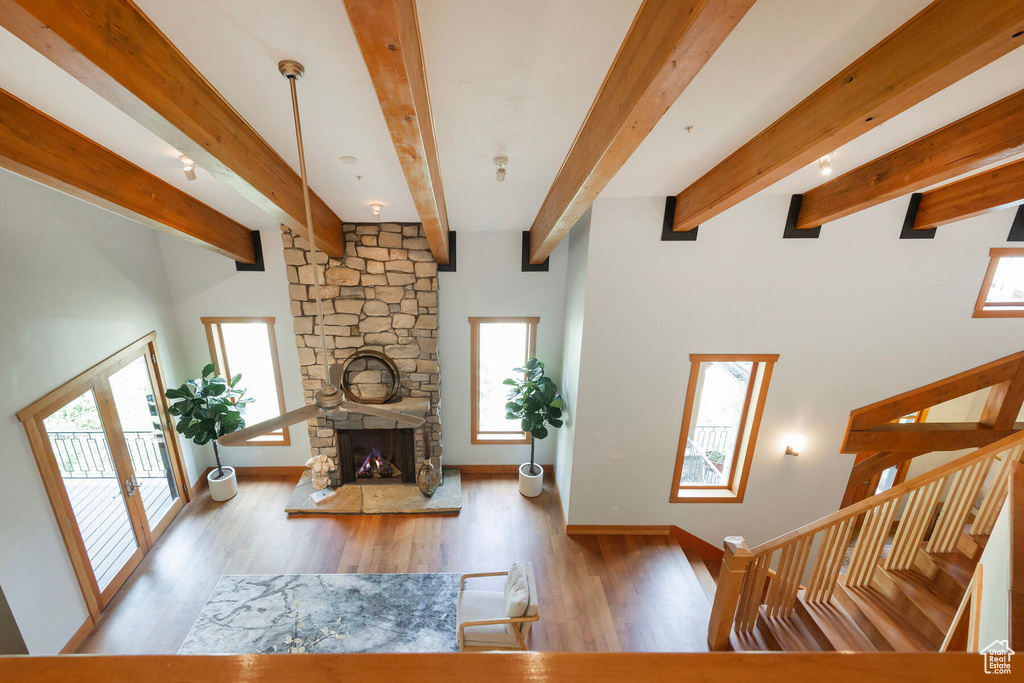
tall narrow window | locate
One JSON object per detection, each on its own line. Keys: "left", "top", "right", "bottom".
{"left": 202, "top": 317, "right": 289, "bottom": 446}
{"left": 671, "top": 354, "right": 778, "bottom": 503}
{"left": 975, "top": 248, "right": 1024, "bottom": 318}
{"left": 469, "top": 317, "right": 539, "bottom": 444}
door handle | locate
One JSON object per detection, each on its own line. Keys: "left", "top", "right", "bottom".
{"left": 124, "top": 478, "right": 136, "bottom": 497}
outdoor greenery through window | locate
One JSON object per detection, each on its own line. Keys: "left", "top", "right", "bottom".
{"left": 202, "top": 317, "right": 289, "bottom": 445}
{"left": 975, "top": 248, "right": 1024, "bottom": 317}
{"left": 672, "top": 354, "right": 778, "bottom": 503}
{"left": 469, "top": 317, "right": 538, "bottom": 444}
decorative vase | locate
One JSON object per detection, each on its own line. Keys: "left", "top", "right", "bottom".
{"left": 417, "top": 459, "right": 439, "bottom": 497}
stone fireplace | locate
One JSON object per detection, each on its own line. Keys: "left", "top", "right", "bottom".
{"left": 283, "top": 223, "right": 442, "bottom": 487}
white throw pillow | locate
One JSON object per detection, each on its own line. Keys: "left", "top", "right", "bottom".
{"left": 503, "top": 562, "right": 530, "bottom": 636}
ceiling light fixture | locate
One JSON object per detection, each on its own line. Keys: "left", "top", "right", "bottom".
{"left": 818, "top": 154, "right": 832, "bottom": 176}
{"left": 370, "top": 203, "right": 383, "bottom": 221}
{"left": 339, "top": 155, "right": 358, "bottom": 165}
{"left": 494, "top": 156, "right": 508, "bottom": 182}
{"left": 180, "top": 155, "right": 196, "bottom": 181}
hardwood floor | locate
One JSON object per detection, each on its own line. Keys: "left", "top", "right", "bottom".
{"left": 77, "top": 472, "right": 713, "bottom": 654}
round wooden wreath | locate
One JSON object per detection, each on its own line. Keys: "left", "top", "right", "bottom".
{"left": 339, "top": 348, "right": 401, "bottom": 404}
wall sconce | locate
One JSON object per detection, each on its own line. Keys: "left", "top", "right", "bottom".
{"left": 180, "top": 155, "right": 196, "bottom": 181}
{"left": 785, "top": 435, "right": 805, "bottom": 457}
{"left": 494, "top": 156, "right": 508, "bottom": 182}
{"left": 370, "top": 203, "right": 382, "bottom": 221}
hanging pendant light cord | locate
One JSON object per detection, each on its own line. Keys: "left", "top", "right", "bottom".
{"left": 286, "top": 73, "right": 335, "bottom": 394}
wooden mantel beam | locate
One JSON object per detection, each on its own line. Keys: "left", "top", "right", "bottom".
{"left": 910, "top": 157, "right": 1024, "bottom": 232}
{"left": 671, "top": 0, "right": 1024, "bottom": 233}
{"left": 344, "top": 0, "right": 450, "bottom": 264}
{"left": 528, "top": 0, "right": 754, "bottom": 264}
{"left": 0, "top": 0, "right": 346, "bottom": 258}
{"left": 798, "top": 90, "right": 1024, "bottom": 230}
{"left": 0, "top": 88, "right": 255, "bottom": 262}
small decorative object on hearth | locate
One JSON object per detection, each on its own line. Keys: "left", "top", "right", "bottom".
{"left": 504, "top": 357, "right": 563, "bottom": 497}
{"left": 305, "top": 453, "right": 336, "bottom": 491}
{"left": 417, "top": 425, "right": 439, "bottom": 497}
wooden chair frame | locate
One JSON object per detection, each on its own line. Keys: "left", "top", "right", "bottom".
{"left": 458, "top": 571, "right": 540, "bottom": 652}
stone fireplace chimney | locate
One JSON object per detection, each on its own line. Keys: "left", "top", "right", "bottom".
{"left": 282, "top": 223, "right": 442, "bottom": 485}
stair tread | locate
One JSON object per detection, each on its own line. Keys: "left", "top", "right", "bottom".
{"left": 834, "top": 583, "right": 935, "bottom": 652}
{"left": 884, "top": 569, "right": 957, "bottom": 622}
{"left": 796, "top": 594, "right": 878, "bottom": 652}
{"left": 756, "top": 607, "right": 826, "bottom": 652}
{"left": 730, "top": 625, "right": 778, "bottom": 652}
{"left": 922, "top": 549, "right": 976, "bottom": 589}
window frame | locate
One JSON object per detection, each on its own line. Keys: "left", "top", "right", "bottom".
{"left": 670, "top": 353, "right": 779, "bottom": 504}
{"left": 469, "top": 316, "right": 539, "bottom": 445}
{"left": 974, "top": 248, "right": 1024, "bottom": 318}
{"left": 201, "top": 316, "right": 290, "bottom": 446}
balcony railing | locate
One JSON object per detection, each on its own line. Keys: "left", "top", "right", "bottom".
{"left": 47, "top": 430, "right": 170, "bottom": 479}
{"left": 680, "top": 425, "right": 732, "bottom": 485}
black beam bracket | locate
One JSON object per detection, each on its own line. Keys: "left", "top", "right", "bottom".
{"left": 1008, "top": 205, "right": 1024, "bottom": 241}
{"left": 437, "top": 230, "right": 457, "bottom": 272}
{"left": 661, "top": 196, "right": 698, "bottom": 241}
{"left": 522, "top": 231, "right": 549, "bottom": 272}
{"left": 900, "top": 193, "right": 936, "bottom": 239}
{"left": 783, "top": 195, "right": 821, "bottom": 238}
{"left": 234, "top": 230, "right": 266, "bottom": 271}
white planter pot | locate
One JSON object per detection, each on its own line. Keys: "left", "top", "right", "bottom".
{"left": 207, "top": 466, "right": 238, "bottom": 502}
{"left": 518, "top": 463, "right": 543, "bottom": 497}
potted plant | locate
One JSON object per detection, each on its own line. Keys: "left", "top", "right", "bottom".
{"left": 166, "top": 364, "right": 252, "bottom": 502}
{"left": 504, "top": 357, "right": 563, "bottom": 497}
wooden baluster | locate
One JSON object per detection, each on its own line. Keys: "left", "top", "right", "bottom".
{"left": 928, "top": 458, "right": 993, "bottom": 553}
{"left": 846, "top": 498, "right": 898, "bottom": 587}
{"left": 823, "top": 517, "right": 856, "bottom": 601}
{"left": 736, "top": 553, "right": 771, "bottom": 633}
{"left": 780, "top": 535, "right": 813, "bottom": 617}
{"left": 885, "top": 478, "right": 945, "bottom": 571}
{"left": 707, "top": 537, "right": 754, "bottom": 651}
{"left": 765, "top": 542, "right": 794, "bottom": 618}
{"left": 972, "top": 445, "right": 1023, "bottom": 536}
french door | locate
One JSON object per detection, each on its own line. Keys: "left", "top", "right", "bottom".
{"left": 18, "top": 333, "right": 189, "bottom": 620}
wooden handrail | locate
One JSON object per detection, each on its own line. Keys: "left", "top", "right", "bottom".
{"left": 752, "top": 431, "right": 1024, "bottom": 556}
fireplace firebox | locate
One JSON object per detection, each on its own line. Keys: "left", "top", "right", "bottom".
{"left": 336, "top": 428, "right": 416, "bottom": 485}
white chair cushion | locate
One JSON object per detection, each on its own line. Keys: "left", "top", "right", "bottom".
{"left": 457, "top": 589, "right": 520, "bottom": 648}
{"left": 503, "top": 562, "right": 530, "bottom": 636}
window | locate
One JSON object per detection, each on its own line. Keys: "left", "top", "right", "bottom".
{"left": 975, "top": 248, "right": 1024, "bottom": 318}
{"left": 469, "top": 317, "right": 539, "bottom": 444}
{"left": 671, "top": 354, "right": 779, "bottom": 503}
{"left": 202, "top": 317, "right": 289, "bottom": 445}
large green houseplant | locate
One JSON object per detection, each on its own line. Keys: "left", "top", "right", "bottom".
{"left": 504, "top": 357, "right": 563, "bottom": 497}
{"left": 165, "top": 363, "right": 251, "bottom": 501}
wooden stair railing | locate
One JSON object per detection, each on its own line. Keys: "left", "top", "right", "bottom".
{"left": 707, "top": 431, "right": 1024, "bottom": 650}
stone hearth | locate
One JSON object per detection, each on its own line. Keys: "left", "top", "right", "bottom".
{"left": 283, "top": 223, "right": 442, "bottom": 485}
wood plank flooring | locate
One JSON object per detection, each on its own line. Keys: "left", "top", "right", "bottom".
{"left": 77, "top": 473, "right": 712, "bottom": 654}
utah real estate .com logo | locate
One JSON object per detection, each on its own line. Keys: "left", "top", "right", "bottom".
{"left": 980, "top": 640, "right": 1014, "bottom": 675}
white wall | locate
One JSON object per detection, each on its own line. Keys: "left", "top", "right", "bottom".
{"left": 438, "top": 231, "right": 567, "bottom": 466}
{"left": 156, "top": 229, "right": 311, "bottom": 469}
{"left": 556, "top": 210, "right": 591, "bottom": 520}
{"left": 977, "top": 497, "right": 1011, "bottom": 648}
{"left": 564, "top": 194, "right": 1024, "bottom": 547}
{"left": 0, "top": 171, "right": 196, "bottom": 653}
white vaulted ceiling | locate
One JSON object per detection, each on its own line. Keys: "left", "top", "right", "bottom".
{"left": 1, "top": 0, "right": 1024, "bottom": 236}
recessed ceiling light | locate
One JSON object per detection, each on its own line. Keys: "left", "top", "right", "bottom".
{"left": 339, "top": 156, "right": 358, "bottom": 165}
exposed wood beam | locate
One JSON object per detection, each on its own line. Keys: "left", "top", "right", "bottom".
{"left": 798, "top": 90, "right": 1024, "bottom": 230}
{"left": 847, "top": 351, "right": 1024, "bottom": 431}
{"left": 980, "top": 360, "right": 1024, "bottom": 430}
{"left": 911, "top": 157, "right": 1024, "bottom": 231}
{"left": 0, "top": 0, "right": 345, "bottom": 258}
{"left": 343, "top": 0, "right": 450, "bottom": 264}
{"left": 671, "top": 0, "right": 1024, "bottom": 233}
{"left": 0, "top": 88, "right": 255, "bottom": 262}
{"left": 528, "top": 0, "right": 754, "bottom": 263}
{"left": 840, "top": 450, "right": 925, "bottom": 508}
{"left": 843, "top": 423, "right": 1024, "bottom": 453}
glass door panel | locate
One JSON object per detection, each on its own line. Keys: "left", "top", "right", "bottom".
{"left": 42, "top": 390, "right": 140, "bottom": 592}
{"left": 108, "top": 356, "right": 180, "bottom": 532}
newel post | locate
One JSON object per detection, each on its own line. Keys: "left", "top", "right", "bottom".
{"left": 707, "top": 536, "right": 754, "bottom": 651}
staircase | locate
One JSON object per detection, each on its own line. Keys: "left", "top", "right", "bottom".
{"left": 707, "top": 431, "right": 1024, "bottom": 652}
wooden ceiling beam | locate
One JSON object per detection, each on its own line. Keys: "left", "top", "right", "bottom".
{"left": 910, "top": 157, "right": 1024, "bottom": 232}
{"left": 843, "top": 423, "right": 1024, "bottom": 453}
{"left": 798, "top": 90, "right": 1024, "bottom": 230}
{"left": 527, "top": 0, "right": 754, "bottom": 263}
{"left": 0, "top": 88, "right": 255, "bottom": 262}
{"left": 0, "top": 0, "right": 346, "bottom": 258}
{"left": 344, "top": 0, "right": 450, "bottom": 264}
{"left": 980, "top": 360, "right": 1024, "bottom": 431}
{"left": 671, "top": 0, "right": 1024, "bottom": 233}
